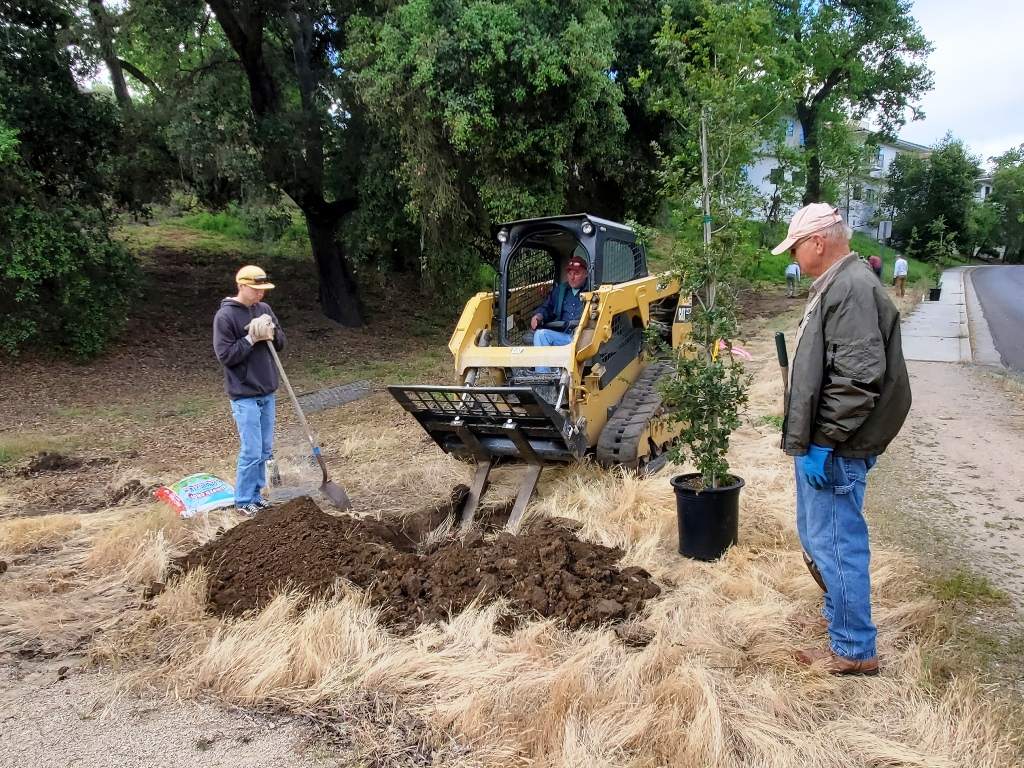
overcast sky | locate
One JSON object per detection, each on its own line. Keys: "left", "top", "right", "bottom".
{"left": 897, "top": 0, "right": 1024, "bottom": 167}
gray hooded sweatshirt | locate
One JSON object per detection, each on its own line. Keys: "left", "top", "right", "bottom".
{"left": 212, "top": 298, "right": 287, "bottom": 400}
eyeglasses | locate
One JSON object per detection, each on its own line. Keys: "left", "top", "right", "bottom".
{"left": 790, "top": 235, "right": 815, "bottom": 255}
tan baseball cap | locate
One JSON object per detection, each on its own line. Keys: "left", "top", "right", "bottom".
{"left": 235, "top": 265, "right": 275, "bottom": 290}
{"left": 771, "top": 204, "right": 845, "bottom": 255}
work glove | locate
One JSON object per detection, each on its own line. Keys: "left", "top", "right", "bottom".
{"left": 802, "top": 445, "right": 832, "bottom": 490}
{"left": 246, "top": 314, "right": 275, "bottom": 343}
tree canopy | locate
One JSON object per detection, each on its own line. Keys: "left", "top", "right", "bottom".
{"left": 2, "top": 0, "right": 942, "bottom": 357}
{"left": 773, "top": 0, "right": 933, "bottom": 204}
{"left": 0, "top": 0, "right": 136, "bottom": 359}
{"left": 347, "top": 0, "right": 637, "bottom": 292}
{"left": 988, "top": 146, "right": 1024, "bottom": 263}
{"left": 884, "top": 134, "right": 981, "bottom": 257}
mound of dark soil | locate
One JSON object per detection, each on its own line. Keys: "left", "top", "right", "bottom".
{"left": 173, "top": 494, "right": 660, "bottom": 633}
{"left": 19, "top": 452, "right": 82, "bottom": 475}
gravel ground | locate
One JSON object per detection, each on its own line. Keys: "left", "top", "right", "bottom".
{"left": 0, "top": 658, "right": 323, "bottom": 768}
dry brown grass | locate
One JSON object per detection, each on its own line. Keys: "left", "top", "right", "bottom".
{"left": 77, "top": 328, "right": 1023, "bottom": 766}
{"left": 0, "top": 514, "right": 82, "bottom": 555}
{"left": 84, "top": 504, "right": 189, "bottom": 584}
{"left": 4, "top": 286, "right": 1023, "bottom": 766}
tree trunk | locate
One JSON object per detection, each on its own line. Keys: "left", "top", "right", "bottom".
{"left": 88, "top": 0, "right": 131, "bottom": 108}
{"left": 206, "top": 0, "right": 367, "bottom": 325}
{"left": 700, "top": 112, "right": 720, "bottom": 490}
{"left": 305, "top": 212, "right": 365, "bottom": 327}
{"left": 797, "top": 104, "right": 822, "bottom": 204}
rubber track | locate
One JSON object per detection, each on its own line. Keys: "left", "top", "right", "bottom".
{"left": 596, "top": 363, "right": 672, "bottom": 470}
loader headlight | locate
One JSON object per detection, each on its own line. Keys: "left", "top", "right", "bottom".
{"left": 497, "top": 228, "right": 509, "bottom": 243}
{"left": 581, "top": 220, "right": 594, "bottom": 235}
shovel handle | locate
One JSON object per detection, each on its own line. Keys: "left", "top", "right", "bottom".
{"left": 774, "top": 332, "right": 788, "bottom": 369}
{"left": 775, "top": 332, "right": 789, "bottom": 400}
{"left": 266, "top": 342, "right": 329, "bottom": 483}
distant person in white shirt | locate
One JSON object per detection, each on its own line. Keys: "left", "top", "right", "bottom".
{"left": 785, "top": 260, "right": 801, "bottom": 297}
{"left": 893, "top": 254, "right": 908, "bottom": 297}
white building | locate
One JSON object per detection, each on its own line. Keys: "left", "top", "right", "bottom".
{"left": 975, "top": 176, "right": 993, "bottom": 202}
{"left": 843, "top": 134, "right": 930, "bottom": 237}
{"left": 747, "top": 119, "right": 929, "bottom": 240}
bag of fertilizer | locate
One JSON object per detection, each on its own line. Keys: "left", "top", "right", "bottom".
{"left": 154, "top": 473, "right": 234, "bottom": 517}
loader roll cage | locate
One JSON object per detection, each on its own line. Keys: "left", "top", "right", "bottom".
{"left": 495, "top": 215, "right": 647, "bottom": 347}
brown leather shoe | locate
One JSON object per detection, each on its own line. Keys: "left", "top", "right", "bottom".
{"left": 795, "top": 647, "right": 879, "bottom": 676}
{"left": 789, "top": 614, "right": 829, "bottom": 632}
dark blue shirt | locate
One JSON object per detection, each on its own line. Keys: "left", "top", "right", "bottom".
{"left": 534, "top": 283, "right": 585, "bottom": 327}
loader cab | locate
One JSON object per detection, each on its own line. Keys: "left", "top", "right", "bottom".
{"left": 494, "top": 214, "right": 648, "bottom": 347}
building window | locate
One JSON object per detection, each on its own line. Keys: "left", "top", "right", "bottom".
{"left": 782, "top": 119, "right": 794, "bottom": 137}
{"left": 866, "top": 188, "right": 876, "bottom": 203}
{"left": 875, "top": 147, "right": 884, "bottom": 169}
{"left": 853, "top": 185, "right": 863, "bottom": 201}
{"left": 769, "top": 167, "right": 784, "bottom": 184}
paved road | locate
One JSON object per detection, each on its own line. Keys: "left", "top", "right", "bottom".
{"left": 971, "top": 265, "right": 1024, "bottom": 373}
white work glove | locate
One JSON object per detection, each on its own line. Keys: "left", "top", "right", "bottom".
{"left": 246, "top": 314, "right": 275, "bottom": 343}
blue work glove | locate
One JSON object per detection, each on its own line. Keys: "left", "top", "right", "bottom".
{"left": 802, "top": 445, "right": 832, "bottom": 490}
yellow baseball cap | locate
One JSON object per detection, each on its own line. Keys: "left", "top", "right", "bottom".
{"left": 235, "top": 265, "right": 275, "bottom": 290}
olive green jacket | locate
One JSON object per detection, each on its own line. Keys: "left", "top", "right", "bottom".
{"left": 783, "top": 254, "right": 912, "bottom": 457}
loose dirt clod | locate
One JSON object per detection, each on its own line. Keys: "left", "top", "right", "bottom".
{"left": 173, "top": 495, "right": 660, "bottom": 633}
{"left": 106, "top": 479, "right": 159, "bottom": 505}
{"left": 18, "top": 452, "right": 82, "bottom": 476}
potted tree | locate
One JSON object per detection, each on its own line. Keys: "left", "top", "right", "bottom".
{"left": 640, "top": 0, "right": 780, "bottom": 560}
{"left": 925, "top": 217, "right": 955, "bottom": 300}
{"left": 659, "top": 115, "right": 751, "bottom": 561}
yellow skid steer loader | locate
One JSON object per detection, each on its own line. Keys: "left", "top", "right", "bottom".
{"left": 388, "top": 214, "right": 691, "bottom": 532}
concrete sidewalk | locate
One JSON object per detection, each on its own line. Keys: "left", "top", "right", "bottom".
{"left": 901, "top": 268, "right": 970, "bottom": 363}
{"left": 900, "top": 267, "right": 1000, "bottom": 366}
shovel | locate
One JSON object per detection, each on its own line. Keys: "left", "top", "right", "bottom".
{"left": 776, "top": 332, "right": 826, "bottom": 593}
{"left": 266, "top": 342, "right": 352, "bottom": 511}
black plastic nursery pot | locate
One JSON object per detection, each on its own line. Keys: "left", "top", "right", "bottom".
{"left": 929, "top": 287, "right": 942, "bottom": 301}
{"left": 670, "top": 473, "right": 744, "bottom": 561}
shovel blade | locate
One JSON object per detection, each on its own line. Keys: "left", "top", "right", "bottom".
{"left": 803, "top": 550, "right": 827, "bottom": 592}
{"left": 321, "top": 480, "right": 351, "bottom": 511}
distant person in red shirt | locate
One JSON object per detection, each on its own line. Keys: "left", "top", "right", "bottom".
{"left": 868, "top": 254, "right": 882, "bottom": 280}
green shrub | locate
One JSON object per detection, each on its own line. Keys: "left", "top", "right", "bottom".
{"left": 237, "top": 204, "right": 294, "bottom": 243}
{"left": 742, "top": 250, "right": 792, "bottom": 284}
{"left": 180, "top": 209, "right": 252, "bottom": 240}
{"left": 0, "top": 3, "right": 138, "bottom": 360}
{"left": 0, "top": 201, "right": 138, "bottom": 360}
{"left": 179, "top": 203, "right": 311, "bottom": 251}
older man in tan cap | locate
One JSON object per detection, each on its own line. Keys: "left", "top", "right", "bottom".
{"left": 776, "top": 204, "right": 911, "bottom": 676}
{"left": 212, "top": 265, "right": 287, "bottom": 516}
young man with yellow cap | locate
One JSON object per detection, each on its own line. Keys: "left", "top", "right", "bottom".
{"left": 774, "top": 204, "right": 911, "bottom": 676}
{"left": 212, "top": 265, "right": 287, "bottom": 515}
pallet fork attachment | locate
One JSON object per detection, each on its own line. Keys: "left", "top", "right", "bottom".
{"left": 388, "top": 384, "right": 585, "bottom": 533}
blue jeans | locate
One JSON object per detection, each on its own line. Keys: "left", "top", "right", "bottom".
{"left": 794, "top": 454, "right": 877, "bottom": 661}
{"left": 230, "top": 394, "right": 276, "bottom": 505}
{"left": 533, "top": 328, "right": 574, "bottom": 373}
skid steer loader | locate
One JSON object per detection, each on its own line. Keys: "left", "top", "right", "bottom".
{"left": 388, "top": 214, "right": 691, "bottom": 533}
